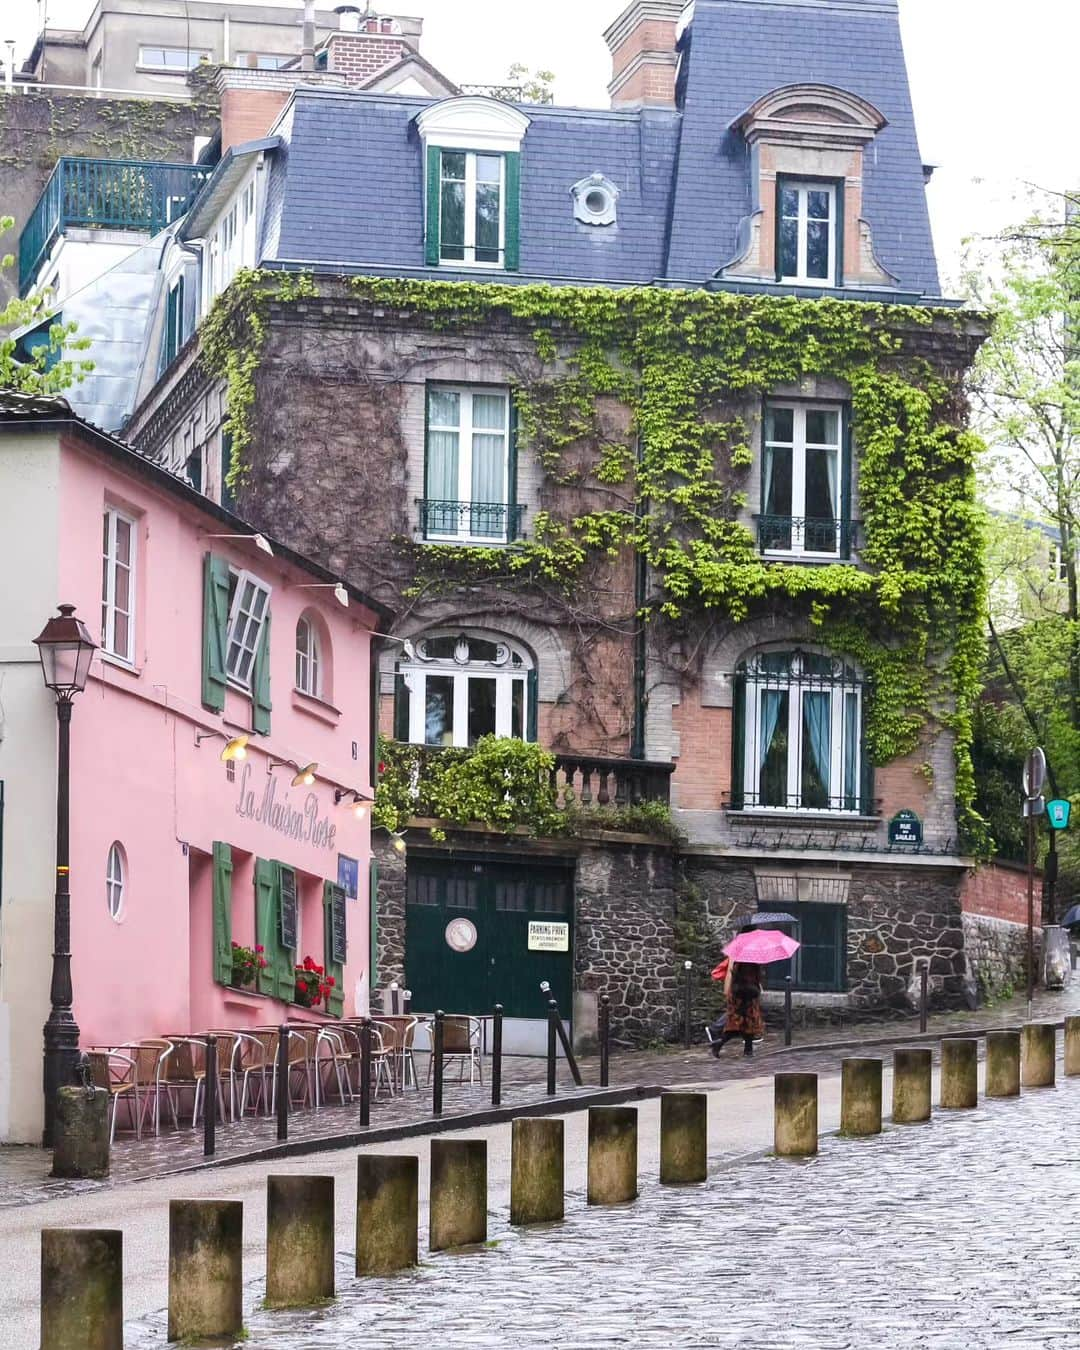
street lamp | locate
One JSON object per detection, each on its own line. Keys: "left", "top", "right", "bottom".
{"left": 33, "top": 603, "right": 97, "bottom": 1146}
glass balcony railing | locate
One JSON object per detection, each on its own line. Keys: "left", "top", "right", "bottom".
{"left": 19, "top": 157, "right": 212, "bottom": 293}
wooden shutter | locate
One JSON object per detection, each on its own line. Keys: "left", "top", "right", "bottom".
{"left": 201, "top": 552, "right": 230, "bottom": 713}
{"left": 322, "top": 880, "right": 346, "bottom": 1017}
{"left": 504, "top": 151, "right": 521, "bottom": 271}
{"left": 211, "top": 841, "right": 233, "bottom": 985}
{"left": 275, "top": 863, "right": 298, "bottom": 1000}
{"left": 369, "top": 857, "right": 379, "bottom": 989}
{"left": 730, "top": 670, "right": 746, "bottom": 809}
{"left": 425, "top": 144, "right": 441, "bottom": 266}
{"left": 252, "top": 610, "right": 272, "bottom": 734}
{"left": 253, "top": 857, "right": 278, "bottom": 996}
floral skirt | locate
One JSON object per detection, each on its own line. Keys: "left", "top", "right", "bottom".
{"left": 725, "top": 990, "right": 764, "bottom": 1037}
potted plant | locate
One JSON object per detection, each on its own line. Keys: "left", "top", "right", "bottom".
{"left": 294, "top": 955, "right": 335, "bottom": 1008}
{"left": 231, "top": 942, "right": 267, "bottom": 987}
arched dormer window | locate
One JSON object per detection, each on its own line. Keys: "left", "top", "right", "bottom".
{"left": 295, "top": 610, "right": 332, "bottom": 701}
{"left": 416, "top": 97, "right": 531, "bottom": 271}
{"left": 393, "top": 630, "right": 536, "bottom": 746}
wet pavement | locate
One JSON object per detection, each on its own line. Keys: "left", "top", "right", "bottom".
{"left": 120, "top": 1074, "right": 1080, "bottom": 1348}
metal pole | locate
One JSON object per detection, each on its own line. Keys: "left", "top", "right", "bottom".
{"left": 784, "top": 975, "right": 793, "bottom": 1047}
{"left": 599, "top": 994, "right": 610, "bottom": 1088}
{"left": 491, "top": 1004, "right": 503, "bottom": 1107}
{"left": 43, "top": 698, "right": 81, "bottom": 1147}
{"left": 919, "top": 963, "right": 928, "bottom": 1034}
{"left": 390, "top": 981, "right": 400, "bottom": 1015}
{"left": 276, "top": 1023, "right": 289, "bottom": 1142}
{"left": 1027, "top": 811, "right": 1036, "bottom": 1019}
{"left": 359, "top": 1017, "right": 372, "bottom": 1128}
{"left": 203, "top": 1035, "right": 216, "bottom": 1157}
{"left": 402, "top": 988, "right": 412, "bottom": 1015}
{"left": 682, "top": 959, "right": 693, "bottom": 1049}
{"left": 546, "top": 999, "right": 557, "bottom": 1095}
{"left": 432, "top": 1010, "right": 444, "bottom": 1117}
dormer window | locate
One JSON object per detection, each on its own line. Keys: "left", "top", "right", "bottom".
{"left": 438, "top": 151, "right": 504, "bottom": 266}
{"left": 778, "top": 180, "right": 836, "bottom": 285}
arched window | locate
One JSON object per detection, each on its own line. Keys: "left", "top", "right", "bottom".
{"left": 295, "top": 614, "right": 322, "bottom": 697}
{"left": 733, "top": 649, "right": 867, "bottom": 813}
{"left": 394, "top": 631, "right": 535, "bottom": 747}
{"left": 106, "top": 842, "right": 126, "bottom": 921}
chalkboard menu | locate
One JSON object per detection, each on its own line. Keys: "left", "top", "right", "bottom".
{"left": 279, "top": 866, "right": 298, "bottom": 950}
{"left": 330, "top": 883, "right": 347, "bottom": 965}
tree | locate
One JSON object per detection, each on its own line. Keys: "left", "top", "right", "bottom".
{"left": 0, "top": 216, "right": 93, "bottom": 395}
{"left": 507, "top": 63, "right": 555, "bottom": 105}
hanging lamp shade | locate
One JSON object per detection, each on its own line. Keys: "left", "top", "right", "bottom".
{"left": 33, "top": 604, "right": 97, "bottom": 696}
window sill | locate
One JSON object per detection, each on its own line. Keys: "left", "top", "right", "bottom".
{"left": 418, "top": 535, "right": 515, "bottom": 548}
{"left": 760, "top": 552, "right": 859, "bottom": 566}
{"left": 291, "top": 688, "right": 341, "bottom": 726}
{"left": 98, "top": 652, "right": 142, "bottom": 678}
{"left": 726, "top": 808, "right": 880, "bottom": 828}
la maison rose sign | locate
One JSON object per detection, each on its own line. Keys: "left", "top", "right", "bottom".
{"left": 235, "top": 761, "right": 337, "bottom": 852}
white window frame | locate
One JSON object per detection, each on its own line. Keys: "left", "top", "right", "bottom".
{"left": 138, "top": 46, "right": 211, "bottom": 72}
{"left": 778, "top": 180, "right": 837, "bottom": 286}
{"left": 106, "top": 843, "right": 126, "bottom": 921}
{"left": 439, "top": 150, "right": 505, "bottom": 269}
{"left": 295, "top": 615, "right": 322, "bottom": 697}
{"left": 762, "top": 402, "right": 843, "bottom": 558}
{"left": 101, "top": 507, "right": 137, "bottom": 664}
{"left": 425, "top": 385, "right": 511, "bottom": 542}
{"left": 401, "top": 634, "right": 531, "bottom": 748}
{"left": 225, "top": 568, "right": 271, "bottom": 691}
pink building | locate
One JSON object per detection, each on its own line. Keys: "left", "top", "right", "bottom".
{"left": 0, "top": 399, "right": 389, "bottom": 1142}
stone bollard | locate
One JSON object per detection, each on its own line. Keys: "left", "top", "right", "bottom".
{"left": 167, "top": 1199, "right": 243, "bottom": 1343}
{"left": 659, "top": 1092, "right": 708, "bottom": 1183}
{"left": 839, "top": 1058, "right": 883, "bottom": 1137}
{"left": 892, "top": 1048, "right": 932, "bottom": 1123}
{"left": 1022, "top": 1023, "right": 1057, "bottom": 1088}
{"left": 41, "top": 1228, "right": 122, "bottom": 1350}
{"left": 774, "top": 1073, "right": 818, "bottom": 1156}
{"left": 356, "top": 1155, "right": 418, "bottom": 1275}
{"left": 266, "top": 1175, "right": 335, "bottom": 1308}
{"left": 1064, "top": 1017, "right": 1080, "bottom": 1076}
{"left": 588, "top": 1106, "right": 638, "bottom": 1204}
{"left": 939, "top": 1038, "right": 978, "bottom": 1109}
{"left": 51, "top": 1086, "right": 110, "bottom": 1180}
{"left": 429, "top": 1139, "right": 487, "bottom": 1251}
{"left": 510, "top": 1118, "right": 564, "bottom": 1225}
{"left": 985, "top": 1030, "right": 1021, "bottom": 1098}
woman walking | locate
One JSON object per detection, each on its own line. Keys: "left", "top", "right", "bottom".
{"left": 715, "top": 957, "right": 764, "bottom": 1057}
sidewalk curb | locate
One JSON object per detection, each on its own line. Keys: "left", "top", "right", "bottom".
{"left": 763, "top": 1017, "right": 1068, "bottom": 1059}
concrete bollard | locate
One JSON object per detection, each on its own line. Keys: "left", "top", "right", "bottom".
{"left": 266, "top": 1175, "right": 335, "bottom": 1308}
{"left": 892, "top": 1048, "right": 932, "bottom": 1123}
{"left": 1064, "top": 1016, "right": 1080, "bottom": 1076}
{"left": 510, "top": 1118, "right": 565, "bottom": 1225}
{"left": 659, "top": 1092, "right": 708, "bottom": 1183}
{"left": 41, "top": 1228, "right": 122, "bottom": 1350}
{"left": 839, "top": 1058, "right": 883, "bottom": 1137}
{"left": 774, "top": 1073, "right": 818, "bottom": 1156}
{"left": 1022, "top": 1023, "right": 1057, "bottom": 1088}
{"left": 939, "top": 1038, "right": 978, "bottom": 1109}
{"left": 985, "top": 1030, "right": 1021, "bottom": 1098}
{"left": 356, "top": 1155, "right": 418, "bottom": 1275}
{"left": 167, "top": 1199, "right": 243, "bottom": 1343}
{"left": 587, "top": 1106, "right": 638, "bottom": 1204}
{"left": 51, "top": 1086, "right": 110, "bottom": 1180}
{"left": 429, "top": 1139, "right": 487, "bottom": 1251}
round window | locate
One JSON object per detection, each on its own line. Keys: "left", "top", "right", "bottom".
{"left": 584, "top": 188, "right": 609, "bottom": 215}
{"left": 106, "top": 842, "right": 126, "bottom": 922}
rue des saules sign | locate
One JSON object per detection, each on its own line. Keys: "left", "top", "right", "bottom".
{"left": 234, "top": 761, "right": 337, "bottom": 851}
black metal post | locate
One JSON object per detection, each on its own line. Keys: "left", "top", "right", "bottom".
{"left": 203, "top": 1035, "right": 216, "bottom": 1157}
{"left": 390, "top": 982, "right": 401, "bottom": 1015}
{"left": 546, "top": 1000, "right": 558, "bottom": 1095}
{"left": 783, "top": 976, "right": 793, "bottom": 1047}
{"left": 599, "top": 994, "right": 610, "bottom": 1088}
{"left": 683, "top": 960, "right": 693, "bottom": 1049}
{"left": 276, "top": 1023, "right": 289, "bottom": 1142}
{"left": 491, "top": 1004, "right": 503, "bottom": 1107}
{"left": 402, "top": 988, "right": 412, "bottom": 1015}
{"left": 1026, "top": 811, "right": 1036, "bottom": 1018}
{"left": 43, "top": 698, "right": 81, "bottom": 1147}
{"left": 919, "top": 964, "right": 929, "bottom": 1034}
{"left": 432, "top": 1009, "right": 444, "bottom": 1117}
{"left": 359, "top": 1017, "right": 372, "bottom": 1128}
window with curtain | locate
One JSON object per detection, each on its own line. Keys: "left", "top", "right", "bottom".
{"left": 737, "top": 649, "right": 865, "bottom": 813}
{"left": 423, "top": 385, "right": 515, "bottom": 542}
{"left": 394, "top": 631, "right": 533, "bottom": 748}
{"left": 760, "top": 402, "right": 846, "bottom": 556}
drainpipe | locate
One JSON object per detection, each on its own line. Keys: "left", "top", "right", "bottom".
{"left": 301, "top": 0, "right": 316, "bottom": 72}
{"left": 630, "top": 431, "right": 647, "bottom": 760}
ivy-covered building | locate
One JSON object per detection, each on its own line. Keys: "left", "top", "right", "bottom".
{"left": 109, "top": 0, "right": 996, "bottom": 1042}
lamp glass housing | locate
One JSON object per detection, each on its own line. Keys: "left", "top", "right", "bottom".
{"left": 33, "top": 605, "right": 97, "bottom": 697}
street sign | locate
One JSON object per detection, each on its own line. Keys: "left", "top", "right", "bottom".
{"left": 1023, "top": 795, "right": 1046, "bottom": 817}
{"left": 1047, "top": 799, "right": 1072, "bottom": 831}
{"left": 1023, "top": 747, "right": 1047, "bottom": 800}
{"left": 888, "top": 809, "right": 923, "bottom": 846}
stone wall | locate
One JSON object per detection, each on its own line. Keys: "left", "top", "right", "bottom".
{"left": 371, "top": 836, "right": 406, "bottom": 998}
{"left": 961, "top": 912, "right": 1036, "bottom": 1002}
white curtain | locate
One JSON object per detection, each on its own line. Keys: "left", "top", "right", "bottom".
{"left": 471, "top": 393, "right": 506, "bottom": 505}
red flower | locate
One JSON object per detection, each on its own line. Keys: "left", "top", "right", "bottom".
{"left": 303, "top": 955, "right": 316, "bottom": 971}
{"left": 254, "top": 945, "right": 265, "bottom": 953}
{"left": 378, "top": 761, "right": 386, "bottom": 775}
{"left": 325, "top": 976, "right": 335, "bottom": 988}
{"left": 258, "top": 957, "right": 268, "bottom": 969}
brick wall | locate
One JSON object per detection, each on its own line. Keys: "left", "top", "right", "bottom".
{"left": 670, "top": 701, "right": 731, "bottom": 810}
{"left": 326, "top": 33, "right": 409, "bottom": 83}
{"left": 961, "top": 861, "right": 1037, "bottom": 926}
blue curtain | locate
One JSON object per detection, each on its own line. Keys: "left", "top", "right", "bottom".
{"left": 759, "top": 689, "right": 783, "bottom": 771}
{"left": 802, "top": 690, "right": 832, "bottom": 803}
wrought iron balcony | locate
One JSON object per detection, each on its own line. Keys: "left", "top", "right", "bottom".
{"left": 723, "top": 788, "right": 879, "bottom": 816}
{"left": 553, "top": 754, "right": 675, "bottom": 807}
{"left": 756, "top": 515, "right": 859, "bottom": 557}
{"left": 417, "top": 499, "right": 526, "bottom": 543}
{"left": 19, "top": 157, "right": 212, "bottom": 292}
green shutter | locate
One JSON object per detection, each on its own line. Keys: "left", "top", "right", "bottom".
{"left": 254, "top": 857, "right": 278, "bottom": 996}
{"left": 274, "top": 862, "right": 297, "bottom": 1001}
{"left": 425, "top": 144, "right": 441, "bottom": 266}
{"left": 527, "top": 666, "right": 538, "bottom": 743}
{"left": 841, "top": 404, "right": 853, "bottom": 559}
{"left": 393, "top": 672, "right": 410, "bottom": 741}
{"left": 369, "top": 858, "right": 379, "bottom": 987}
{"left": 504, "top": 151, "right": 521, "bottom": 271}
{"left": 730, "top": 670, "right": 746, "bottom": 809}
{"left": 202, "top": 552, "right": 230, "bottom": 713}
{"left": 252, "top": 611, "right": 272, "bottom": 735}
{"left": 322, "top": 880, "right": 346, "bottom": 1017}
{"left": 211, "top": 841, "right": 233, "bottom": 985}
{"left": 507, "top": 397, "right": 519, "bottom": 540}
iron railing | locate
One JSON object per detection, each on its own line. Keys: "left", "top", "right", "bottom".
{"left": 553, "top": 754, "right": 675, "bottom": 807}
{"left": 756, "top": 515, "right": 859, "bottom": 556}
{"left": 724, "top": 789, "right": 879, "bottom": 816}
{"left": 459, "top": 83, "right": 526, "bottom": 101}
{"left": 19, "top": 157, "right": 212, "bottom": 292}
{"left": 417, "top": 498, "right": 525, "bottom": 542}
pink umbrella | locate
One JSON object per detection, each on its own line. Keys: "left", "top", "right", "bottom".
{"left": 724, "top": 929, "right": 800, "bottom": 964}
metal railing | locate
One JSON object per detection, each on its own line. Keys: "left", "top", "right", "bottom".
{"left": 459, "top": 83, "right": 525, "bottom": 101}
{"left": 724, "top": 788, "right": 879, "bottom": 815}
{"left": 756, "top": 515, "right": 859, "bottom": 556}
{"left": 417, "top": 498, "right": 526, "bottom": 543}
{"left": 19, "top": 157, "right": 212, "bottom": 292}
{"left": 553, "top": 753, "right": 675, "bottom": 807}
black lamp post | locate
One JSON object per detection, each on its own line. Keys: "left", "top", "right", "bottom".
{"left": 33, "top": 603, "right": 97, "bottom": 1146}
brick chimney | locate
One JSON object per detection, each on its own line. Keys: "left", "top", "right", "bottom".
{"left": 325, "top": 7, "right": 413, "bottom": 85}
{"left": 602, "top": 0, "right": 684, "bottom": 108}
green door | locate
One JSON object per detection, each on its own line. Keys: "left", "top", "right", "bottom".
{"left": 405, "top": 856, "right": 574, "bottom": 1020}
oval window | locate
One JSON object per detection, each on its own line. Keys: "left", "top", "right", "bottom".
{"left": 106, "top": 842, "right": 126, "bottom": 921}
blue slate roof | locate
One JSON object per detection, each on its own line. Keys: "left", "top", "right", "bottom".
{"left": 260, "top": 0, "right": 941, "bottom": 299}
